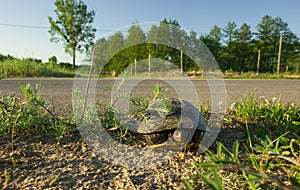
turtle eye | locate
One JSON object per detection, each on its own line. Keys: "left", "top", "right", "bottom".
{"left": 173, "top": 130, "right": 182, "bottom": 142}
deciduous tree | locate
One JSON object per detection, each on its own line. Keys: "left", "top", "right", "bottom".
{"left": 48, "top": 0, "right": 96, "bottom": 70}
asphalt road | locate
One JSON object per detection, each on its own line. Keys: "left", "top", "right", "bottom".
{"left": 0, "top": 78, "right": 299, "bottom": 111}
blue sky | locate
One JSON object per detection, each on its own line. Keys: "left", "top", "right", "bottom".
{"left": 0, "top": 0, "right": 299, "bottom": 63}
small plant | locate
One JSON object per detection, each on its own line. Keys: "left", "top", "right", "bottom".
{"left": 0, "top": 83, "right": 74, "bottom": 142}
{"left": 199, "top": 103, "right": 210, "bottom": 121}
{"left": 99, "top": 104, "right": 131, "bottom": 143}
{"left": 152, "top": 82, "right": 162, "bottom": 100}
{"left": 129, "top": 83, "right": 173, "bottom": 119}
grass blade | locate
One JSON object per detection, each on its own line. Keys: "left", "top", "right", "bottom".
{"left": 183, "top": 179, "right": 194, "bottom": 190}
{"left": 232, "top": 141, "right": 239, "bottom": 162}
{"left": 199, "top": 169, "right": 224, "bottom": 190}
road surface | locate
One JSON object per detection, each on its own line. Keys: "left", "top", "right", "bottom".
{"left": 0, "top": 78, "right": 299, "bottom": 112}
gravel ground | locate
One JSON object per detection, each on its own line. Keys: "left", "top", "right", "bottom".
{"left": 0, "top": 121, "right": 249, "bottom": 189}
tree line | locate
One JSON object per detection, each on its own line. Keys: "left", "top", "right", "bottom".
{"left": 92, "top": 16, "right": 300, "bottom": 75}
{"left": 47, "top": 0, "right": 299, "bottom": 75}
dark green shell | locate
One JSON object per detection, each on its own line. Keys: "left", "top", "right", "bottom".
{"left": 136, "top": 98, "right": 207, "bottom": 146}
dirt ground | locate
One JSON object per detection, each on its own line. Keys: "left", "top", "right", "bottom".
{"left": 0, "top": 123, "right": 249, "bottom": 189}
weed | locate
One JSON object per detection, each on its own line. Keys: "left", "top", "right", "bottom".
{"left": 152, "top": 82, "right": 162, "bottom": 100}
{"left": 227, "top": 90, "right": 300, "bottom": 139}
{"left": 99, "top": 104, "right": 131, "bottom": 143}
{"left": 0, "top": 83, "right": 75, "bottom": 142}
{"left": 129, "top": 83, "right": 171, "bottom": 119}
{"left": 199, "top": 103, "right": 210, "bottom": 121}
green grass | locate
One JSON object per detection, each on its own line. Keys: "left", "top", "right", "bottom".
{"left": 227, "top": 90, "right": 300, "bottom": 138}
{"left": 185, "top": 91, "right": 300, "bottom": 190}
{"left": 222, "top": 71, "right": 299, "bottom": 79}
{"left": 185, "top": 134, "right": 300, "bottom": 189}
{"left": 0, "top": 59, "right": 75, "bottom": 77}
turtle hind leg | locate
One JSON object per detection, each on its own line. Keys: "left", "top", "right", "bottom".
{"left": 183, "top": 142, "right": 200, "bottom": 152}
{"left": 147, "top": 141, "right": 187, "bottom": 151}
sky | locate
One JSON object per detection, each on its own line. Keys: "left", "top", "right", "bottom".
{"left": 0, "top": 0, "right": 299, "bottom": 64}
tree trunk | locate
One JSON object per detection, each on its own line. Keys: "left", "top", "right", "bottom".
{"left": 72, "top": 47, "right": 76, "bottom": 70}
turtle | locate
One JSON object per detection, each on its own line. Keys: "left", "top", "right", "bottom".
{"left": 133, "top": 98, "right": 207, "bottom": 150}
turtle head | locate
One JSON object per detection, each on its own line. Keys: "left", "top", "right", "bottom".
{"left": 173, "top": 130, "right": 189, "bottom": 143}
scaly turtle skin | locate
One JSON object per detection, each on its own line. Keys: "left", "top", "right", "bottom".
{"left": 135, "top": 98, "right": 207, "bottom": 149}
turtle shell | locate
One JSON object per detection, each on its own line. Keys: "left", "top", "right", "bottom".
{"left": 136, "top": 98, "right": 207, "bottom": 146}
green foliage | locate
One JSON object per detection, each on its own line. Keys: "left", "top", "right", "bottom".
{"left": 98, "top": 104, "right": 131, "bottom": 143}
{"left": 256, "top": 15, "right": 300, "bottom": 73}
{"left": 0, "top": 71, "right": 9, "bottom": 79}
{"left": 186, "top": 135, "right": 300, "bottom": 189}
{"left": 48, "top": 0, "right": 96, "bottom": 69}
{"left": 95, "top": 20, "right": 203, "bottom": 76}
{"left": 199, "top": 25, "right": 223, "bottom": 67}
{"left": 152, "top": 82, "right": 162, "bottom": 99}
{"left": 0, "top": 83, "right": 75, "bottom": 141}
{"left": 93, "top": 15, "right": 299, "bottom": 75}
{"left": 129, "top": 96, "right": 150, "bottom": 118}
{"left": 48, "top": 56, "right": 58, "bottom": 64}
